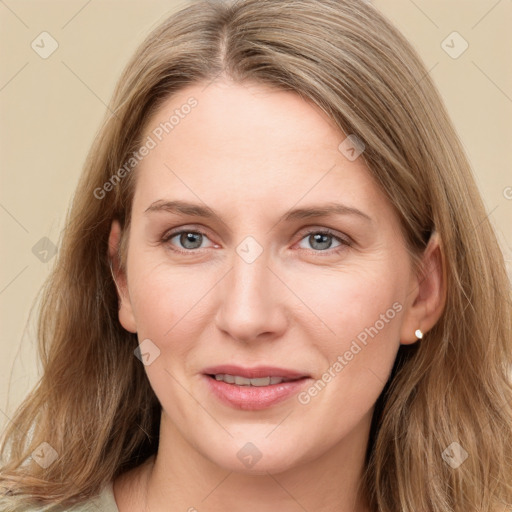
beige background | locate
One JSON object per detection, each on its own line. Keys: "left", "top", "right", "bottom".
{"left": 1, "top": 0, "right": 511, "bottom": 432}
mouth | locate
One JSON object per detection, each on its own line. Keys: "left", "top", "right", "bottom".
{"left": 201, "top": 365, "right": 311, "bottom": 410}
{"left": 207, "top": 374, "right": 302, "bottom": 386}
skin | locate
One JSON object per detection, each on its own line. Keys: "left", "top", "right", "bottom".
{"left": 109, "top": 79, "right": 445, "bottom": 512}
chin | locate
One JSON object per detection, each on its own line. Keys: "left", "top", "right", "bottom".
{"left": 220, "top": 453, "right": 301, "bottom": 476}
{"left": 202, "top": 437, "right": 310, "bottom": 476}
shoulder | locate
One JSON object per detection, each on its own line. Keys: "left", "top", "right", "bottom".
{"left": 1, "top": 482, "right": 118, "bottom": 512}
{"left": 75, "top": 481, "right": 119, "bottom": 512}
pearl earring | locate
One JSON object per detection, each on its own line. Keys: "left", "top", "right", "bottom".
{"left": 415, "top": 329, "right": 423, "bottom": 340}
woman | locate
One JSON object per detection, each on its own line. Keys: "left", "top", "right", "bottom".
{"left": 1, "top": 0, "right": 511, "bottom": 510}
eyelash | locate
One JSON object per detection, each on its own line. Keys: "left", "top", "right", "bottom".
{"left": 161, "top": 227, "right": 352, "bottom": 256}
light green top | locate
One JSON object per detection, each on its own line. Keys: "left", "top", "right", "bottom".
{"left": 70, "top": 481, "right": 119, "bottom": 512}
{"left": 4, "top": 482, "right": 119, "bottom": 512}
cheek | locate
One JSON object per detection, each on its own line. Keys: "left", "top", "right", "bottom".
{"left": 127, "top": 255, "right": 211, "bottom": 340}
{"left": 128, "top": 249, "right": 406, "bottom": 366}
{"left": 126, "top": 260, "right": 212, "bottom": 415}
{"left": 292, "top": 266, "right": 404, "bottom": 410}
{"left": 292, "top": 269, "right": 403, "bottom": 424}
{"left": 292, "top": 264, "right": 404, "bottom": 345}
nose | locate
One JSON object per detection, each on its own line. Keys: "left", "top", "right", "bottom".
{"left": 214, "top": 245, "right": 288, "bottom": 344}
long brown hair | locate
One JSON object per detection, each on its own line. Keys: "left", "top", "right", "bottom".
{"left": 1, "top": 1, "right": 511, "bottom": 510}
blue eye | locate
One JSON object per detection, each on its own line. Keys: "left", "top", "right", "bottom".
{"left": 164, "top": 230, "right": 213, "bottom": 251}
{"left": 162, "top": 228, "right": 351, "bottom": 255}
{"left": 297, "top": 230, "right": 350, "bottom": 254}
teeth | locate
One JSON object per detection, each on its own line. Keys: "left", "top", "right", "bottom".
{"left": 251, "top": 377, "right": 271, "bottom": 386}
{"left": 213, "top": 374, "right": 292, "bottom": 386}
{"left": 234, "top": 376, "right": 251, "bottom": 386}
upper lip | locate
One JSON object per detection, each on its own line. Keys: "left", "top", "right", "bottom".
{"left": 202, "top": 365, "right": 309, "bottom": 380}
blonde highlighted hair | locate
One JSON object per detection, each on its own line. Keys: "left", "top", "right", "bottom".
{"left": 1, "top": 0, "right": 511, "bottom": 510}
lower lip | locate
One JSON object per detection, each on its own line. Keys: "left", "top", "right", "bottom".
{"left": 204, "top": 375, "right": 310, "bottom": 410}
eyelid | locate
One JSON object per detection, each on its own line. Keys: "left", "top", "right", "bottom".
{"left": 293, "top": 227, "right": 353, "bottom": 256}
{"left": 161, "top": 225, "right": 353, "bottom": 254}
{"left": 161, "top": 226, "right": 215, "bottom": 249}
{"left": 297, "top": 226, "right": 352, "bottom": 245}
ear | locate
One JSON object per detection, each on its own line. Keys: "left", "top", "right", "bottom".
{"left": 108, "top": 220, "right": 137, "bottom": 333}
{"left": 400, "top": 232, "right": 447, "bottom": 344}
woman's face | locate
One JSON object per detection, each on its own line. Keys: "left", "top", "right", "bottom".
{"left": 111, "top": 79, "right": 422, "bottom": 475}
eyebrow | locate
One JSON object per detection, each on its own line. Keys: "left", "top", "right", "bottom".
{"left": 144, "top": 200, "right": 372, "bottom": 224}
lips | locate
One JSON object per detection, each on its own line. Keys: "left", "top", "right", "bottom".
{"left": 202, "top": 364, "right": 308, "bottom": 380}
{"left": 202, "top": 365, "right": 311, "bottom": 410}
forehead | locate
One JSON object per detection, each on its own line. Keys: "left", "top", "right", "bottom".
{"left": 132, "top": 80, "right": 390, "bottom": 221}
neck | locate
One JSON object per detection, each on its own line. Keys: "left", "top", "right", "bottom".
{"left": 115, "top": 409, "right": 373, "bottom": 512}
